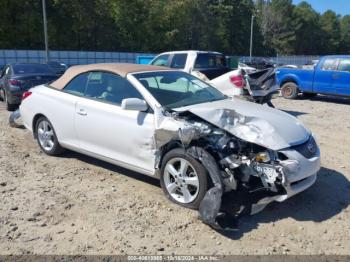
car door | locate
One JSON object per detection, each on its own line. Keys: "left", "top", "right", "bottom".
{"left": 332, "top": 58, "right": 350, "bottom": 96}
{"left": 74, "top": 71, "right": 155, "bottom": 174}
{"left": 53, "top": 72, "right": 89, "bottom": 148}
{"left": 313, "top": 58, "right": 338, "bottom": 94}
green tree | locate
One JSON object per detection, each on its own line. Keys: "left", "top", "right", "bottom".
{"left": 292, "top": 1, "right": 322, "bottom": 55}
{"left": 0, "top": 0, "right": 349, "bottom": 56}
{"left": 340, "top": 15, "right": 350, "bottom": 53}
{"left": 319, "top": 10, "right": 341, "bottom": 54}
{"left": 257, "top": 0, "right": 296, "bottom": 55}
{"left": 0, "top": 0, "right": 43, "bottom": 49}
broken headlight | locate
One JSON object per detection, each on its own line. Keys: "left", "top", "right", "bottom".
{"left": 255, "top": 152, "right": 271, "bottom": 163}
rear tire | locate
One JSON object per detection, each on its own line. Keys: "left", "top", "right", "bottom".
{"left": 35, "top": 116, "right": 64, "bottom": 156}
{"left": 0, "top": 89, "right": 4, "bottom": 102}
{"left": 281, "top": 82, "right": 299, "bottom": 99}
{"left": 4, "top": 90, "right": 17, "bottom": 111}
{"left": 160, "top": 148, "right": 208, "bottom": 210}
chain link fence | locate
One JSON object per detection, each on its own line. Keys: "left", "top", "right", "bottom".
{"left": 238, "top": 55, "right": 320, "bottom": 66}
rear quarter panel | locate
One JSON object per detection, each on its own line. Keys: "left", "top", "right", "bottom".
{"left": 210, "top": 69, "right": 243, "bottom": 96}
{"left": 20, "top": 85, "right": 79, "bottom": 147}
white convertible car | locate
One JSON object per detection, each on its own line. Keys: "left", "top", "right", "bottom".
{"left": 19, "top": 63, "right": 320, "bottom": 229}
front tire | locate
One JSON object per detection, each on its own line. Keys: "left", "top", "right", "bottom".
{"left": 281, "top": 82, "right": 299, "bottom": 99}
{"left": 160, "top": 148, "right": 208, "bottom": 209}
{"left": 35, "top": 116, "right": 64, "bottom": 156}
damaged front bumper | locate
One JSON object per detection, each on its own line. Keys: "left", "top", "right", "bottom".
{"left": 251, "top": 143, "right": 320, "bottom": 214}
{"left": 154, "top": 104, "right": 320, "bottom": 230}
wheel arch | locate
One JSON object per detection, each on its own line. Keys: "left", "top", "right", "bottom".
{"left": 157, "top": 142, "right": 218, "bottom": 188}
{"left": 157, "top": 140, "right": 183, "bottom": 169}
{"left": 280, "top": 77, "right": 299, "bottom": 88}
{"left": 32, "top": 113, "right": 47, "bottom": 138}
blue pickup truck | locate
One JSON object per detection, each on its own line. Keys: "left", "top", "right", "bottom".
{"left": 276, "top": 55, "right": 350, "bottom": 99}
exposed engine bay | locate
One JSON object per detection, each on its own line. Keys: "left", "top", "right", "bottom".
{"left": 154, "top": 107, "right": 307, "bottom": 230}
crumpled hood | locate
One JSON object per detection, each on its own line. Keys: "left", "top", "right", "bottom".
{"left": 175, "top": 98, "right": 310, "bottom": 150}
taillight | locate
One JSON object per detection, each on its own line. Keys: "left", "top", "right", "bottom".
{"left": 229, "top": 75, "right": 245, "bottom": 88}
{"left": 9, "top": 79, "right": 24, "bottom": 86}
{"left": 22, "top": 91, "right": 32, "bottom": 100}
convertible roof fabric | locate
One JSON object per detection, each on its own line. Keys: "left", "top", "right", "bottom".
{"left": 50, "top": 63, "right": 169, "bottom": 90}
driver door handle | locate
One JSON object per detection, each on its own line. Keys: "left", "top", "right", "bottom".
{"left": 77, "top": 109, "right": 87, "bottom": 116}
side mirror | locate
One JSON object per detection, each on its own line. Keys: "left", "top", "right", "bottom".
{"left": 121, "top": 98, "right": 148, "bottom": 112}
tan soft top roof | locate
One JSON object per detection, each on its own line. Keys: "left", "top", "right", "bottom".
{"left": 50, "top": 63, "right": 169, "bottom": 90}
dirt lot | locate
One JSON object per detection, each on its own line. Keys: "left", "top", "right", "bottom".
{"left": 0, "top": 95, "right": 349, "bottom": 255}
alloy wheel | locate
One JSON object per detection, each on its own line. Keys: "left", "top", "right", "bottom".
{"left": 37, "top": 120, "right": 55, "bottom": 151}
{"left": 163, "top": 157, "right": 200, "bottom": 204}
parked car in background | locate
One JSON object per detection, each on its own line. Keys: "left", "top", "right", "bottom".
{"left": 150, "top": 50, "right": 245, "bottom": 96}
{"left": 277, "top": 55, "right": 350, "bottom": 99}
{"left": 302, "top": 60, "right": 319, "bottom": 70}
{"left": 0, "top": 63, "right": 58, "bottom": 110}
{"left": 47, "top": 61, "right": 68, "bottom": 76}
{"left": 150, "top": 50, "right": 231, "bottom": 80}
{"left": 240, "top": 57, "right": 276, "bottom": 70}
{"left": 238, "top": 62, "right": 257, "bottom": 74}
{"left": 19, "top": 63, "right": 320, "bottom": 229}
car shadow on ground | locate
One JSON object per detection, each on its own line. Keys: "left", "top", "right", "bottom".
{"left": 281, "top": 110, "right": 307, "bottom": 117}
{"left": 59, "top": 151, "right": 349, "bottom": 238}
{"left": 61, "top": 150, "right": 160, "bottom": 187}
{"left": 298, "top": 95, "right": 350, "bottom": 105}
{"left": 218, "top": 166, "right": 350, "bottom": 239}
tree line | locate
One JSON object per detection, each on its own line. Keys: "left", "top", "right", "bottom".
{"left": 0, "top": 0, "right": 349, "bottom": 56}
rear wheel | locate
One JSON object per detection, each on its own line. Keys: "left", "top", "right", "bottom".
{"left": 35, "top": 117, "right": 64, "bottom": 155}
{"left": 281, "top": 82, "right": 299, "bottom": 99}
{"left": 0, "top": 88, "right": 4, "bottom": 101}
{"left": 4, "top": 90, "right": 17, "bottom": 111}
{"left": 160, "top": 148, "right": 208, "bottom": 209}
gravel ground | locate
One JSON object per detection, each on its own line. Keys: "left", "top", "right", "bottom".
{"left": 0, "top": 95, "right": 349, "bottom": 255}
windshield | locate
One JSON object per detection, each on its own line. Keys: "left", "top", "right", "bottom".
{"left": 13, "top": 64, "right": 54, "bottom": 74}
{"left": 133, "top": 71, "right": 226, "bottom": 109}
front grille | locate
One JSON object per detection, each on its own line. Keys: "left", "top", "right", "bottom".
{"left": 290, "top": 136, "right": 318, "bottom": 159}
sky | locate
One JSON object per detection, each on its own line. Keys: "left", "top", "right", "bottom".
{"left": 293, "top": 0, "right": 350, "bottom": 16}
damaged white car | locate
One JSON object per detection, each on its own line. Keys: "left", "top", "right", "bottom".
{"left": 19, "top": 64, "right": 320, "bottom": 229}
